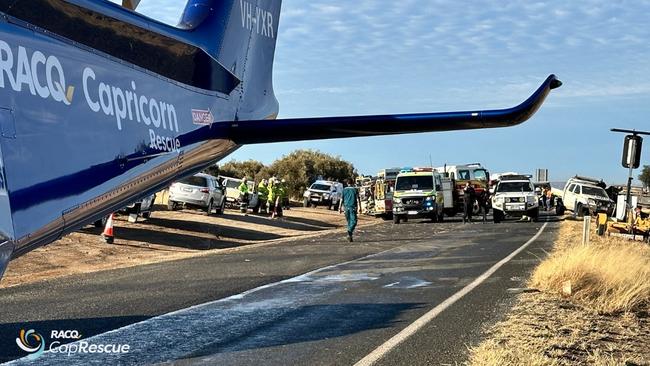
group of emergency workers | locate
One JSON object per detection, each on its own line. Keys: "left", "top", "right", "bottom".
{"left": 238, "top": 177, "right": 289, "bottom": 218}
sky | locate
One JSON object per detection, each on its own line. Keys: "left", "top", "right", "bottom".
{"left": 116, "top": 0, "right": 650, "bottom": 185}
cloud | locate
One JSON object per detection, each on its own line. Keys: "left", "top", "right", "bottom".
{"left": 278, "top": 86, "right": 367, "bottom": 95}
{"left": 310, "top": 4, "right": 342, "bottom": 15}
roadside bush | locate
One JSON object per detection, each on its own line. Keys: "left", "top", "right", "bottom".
{"left": 264, "top": 150, "right": 356, "bottom": 198}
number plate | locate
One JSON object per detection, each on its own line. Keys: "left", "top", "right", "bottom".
{"left": 507, "top": 204, "right": 525, "bottom": 211}
{"left": 407, "top": 210, "right": 418, "bottom": 215}
{"left": 182, "top": 187, "right": 193, "bottom": 192}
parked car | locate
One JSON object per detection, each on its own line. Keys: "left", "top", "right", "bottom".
{"left": 302, "top": 180, "right": 343, "bottom": 209}
{"left": 491, "top": 174, "right": 539, "bottom": 223}
{"left": 557, "top": 176, "right": 614, "bottom": 217}
{"left": 168, "top": 173, "right": 226, "bottom": 215}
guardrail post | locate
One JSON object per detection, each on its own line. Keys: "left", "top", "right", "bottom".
{"left": 582, "top": 215, "right": 590, "bottom": 245}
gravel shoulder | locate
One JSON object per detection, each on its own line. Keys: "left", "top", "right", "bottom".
{"left": 1, "top": 206, "right": 379, "bottom": 289}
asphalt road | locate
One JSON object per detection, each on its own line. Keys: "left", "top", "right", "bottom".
{"left": 0, "top": 214, "right": 559, "bottom": 365}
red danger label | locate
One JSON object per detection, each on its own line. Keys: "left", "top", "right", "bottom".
{"left": 191, "top": 109, "right": 214, "bottom": 125}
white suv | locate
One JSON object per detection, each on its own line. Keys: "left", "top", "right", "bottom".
{"left": 558, "top": 176, "right": 614, "bottom": 217}
{"left": 491, "top": 175, "right": 539, "bottom": 223}
{"left": 168, "top": 173, "right": 226, "bottom": 215}
{"left": 303, "top": 180, "right": 343, "bottom": 209}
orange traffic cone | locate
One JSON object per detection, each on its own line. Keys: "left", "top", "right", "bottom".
{"left": 102, "top": 214, "right": 115, "bottom": 244}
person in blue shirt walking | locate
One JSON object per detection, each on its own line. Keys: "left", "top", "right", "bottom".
{"left": 339, "top": 179, "right": 362, "bottom": 242}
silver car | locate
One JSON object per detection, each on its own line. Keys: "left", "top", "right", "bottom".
{"left": 168, "top": 173, "right": 226, "bottom": 215}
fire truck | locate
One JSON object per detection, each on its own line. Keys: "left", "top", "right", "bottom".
{"left": 434, "top": 163, "right": 490, "bottom": 216}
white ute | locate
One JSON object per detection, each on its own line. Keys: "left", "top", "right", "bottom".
{"left": 557, "top": 176, "right": 614, "bottom": 217}
{"left": 491, "top": 175, "right": 539, "bottom": 223}
{"left": 303, "top": 180, "right": 343, "bottom": 209}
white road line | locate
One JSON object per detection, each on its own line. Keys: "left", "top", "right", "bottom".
{"left": 354, "top": 222, "right": 549, "bottom": 366}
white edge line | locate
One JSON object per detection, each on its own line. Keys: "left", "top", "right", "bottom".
{"left": 354, "top": 222, "right": 549, "bottom": 366}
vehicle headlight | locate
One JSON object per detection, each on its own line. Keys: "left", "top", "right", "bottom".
{"left": 495, "top": 197, "right": 504, "bottom": 204}
{"left": 527, "top": 196, "right": 536, "bottom": 204}
{"left": 323, "top": 193, "right": 330, "bottom": 198}
{"left": 588, "top": 198, "right": 596, "bottom": 205}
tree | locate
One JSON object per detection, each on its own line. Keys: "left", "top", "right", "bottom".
{"left": 203, "top": 163, "right": 219, "bottom": 177}
{"left": 201, "top": 151, "right": 356, "bottom": 199}
{"left": 266, "top": 150, "right": 356, "bottom": 198}
{"left": 208, "top": 160, "right": 265, "bottom": 181}
{"left": 639, "top": 165, "right": 650, "bottom": 189}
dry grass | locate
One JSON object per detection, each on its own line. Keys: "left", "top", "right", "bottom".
{"left": 531, "top": 220, "right": 650, "bottom": 314}
{"left": 470, "top": 339, "right": 560, "bottom": 366}
{"left": 468, "top": 220, "right": 650, "bottom": 366}
{"left": 471, "top": 334, "right": 642, "bottom": 366}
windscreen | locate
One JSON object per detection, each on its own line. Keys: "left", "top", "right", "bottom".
{"left": 396, "top": 176, "right": 434, "bottom": 191}
{"left": 497, "top": 182, "right": 533, "bottom": 192}
{"left": 582, "top": 186, "right": 608, "bottom": 198}
{"left": 180, "top": 176, "right": 208, "bottom": 187}
{"left": 473, "top": 169, "right": 488, "bottom": 180}
{"left": 311, "top": 184, "right": 332, "bottom": 191}
{"left": 226, "top": 180, "right": 240, "bottom": 189}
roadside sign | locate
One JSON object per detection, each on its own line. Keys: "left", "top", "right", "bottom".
{"left": 622, "top": 135, "right": 642, "bottom": 169}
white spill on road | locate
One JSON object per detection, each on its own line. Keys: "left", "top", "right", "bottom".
{"left": 383, "top": 277, "right": 432, "bottom": 289}
{"left": 6, "top": 223, "right": 549, "bottom": 366}
{"left": 6, "top": 243, "right": 441, "bottom": 366}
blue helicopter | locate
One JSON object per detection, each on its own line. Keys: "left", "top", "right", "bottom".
{"left": 0, "top": 0, "right": 561, "bottom": 281}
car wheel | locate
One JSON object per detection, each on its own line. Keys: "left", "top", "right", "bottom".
{"left": 215, "top": 198, "right": 225, "bottom": 214}
{"left": 576, "top": 203, "right": 584, "bottom": 217}
{"left": 493, "top": 210, "right": 503, "bottom": 223}
{"left": 167, "top": 200, "right": 177, "bottom": 211}
{"left": 472, "top": 202, "right": 481, "bottom": 216}
{"left": 93, "top": 216, "right": 109, "bottom": 228}
{"left": 530, "top": 208, "right": 539, "bottom": 222}
{"left": 142, "top": 212, "right": 151, "bottom": 219}
{"left": 303, "top": 198, "right": 309, "bottom": 207}
{"left": 393, "top": 215, "right": 401, "bottom": 224}
{"left": 206, "top": 199, "right": 214, "bottom": 216}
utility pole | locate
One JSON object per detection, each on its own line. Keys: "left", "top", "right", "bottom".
{"left": 611, "top": 128, "right": 650, "bottom": 221}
